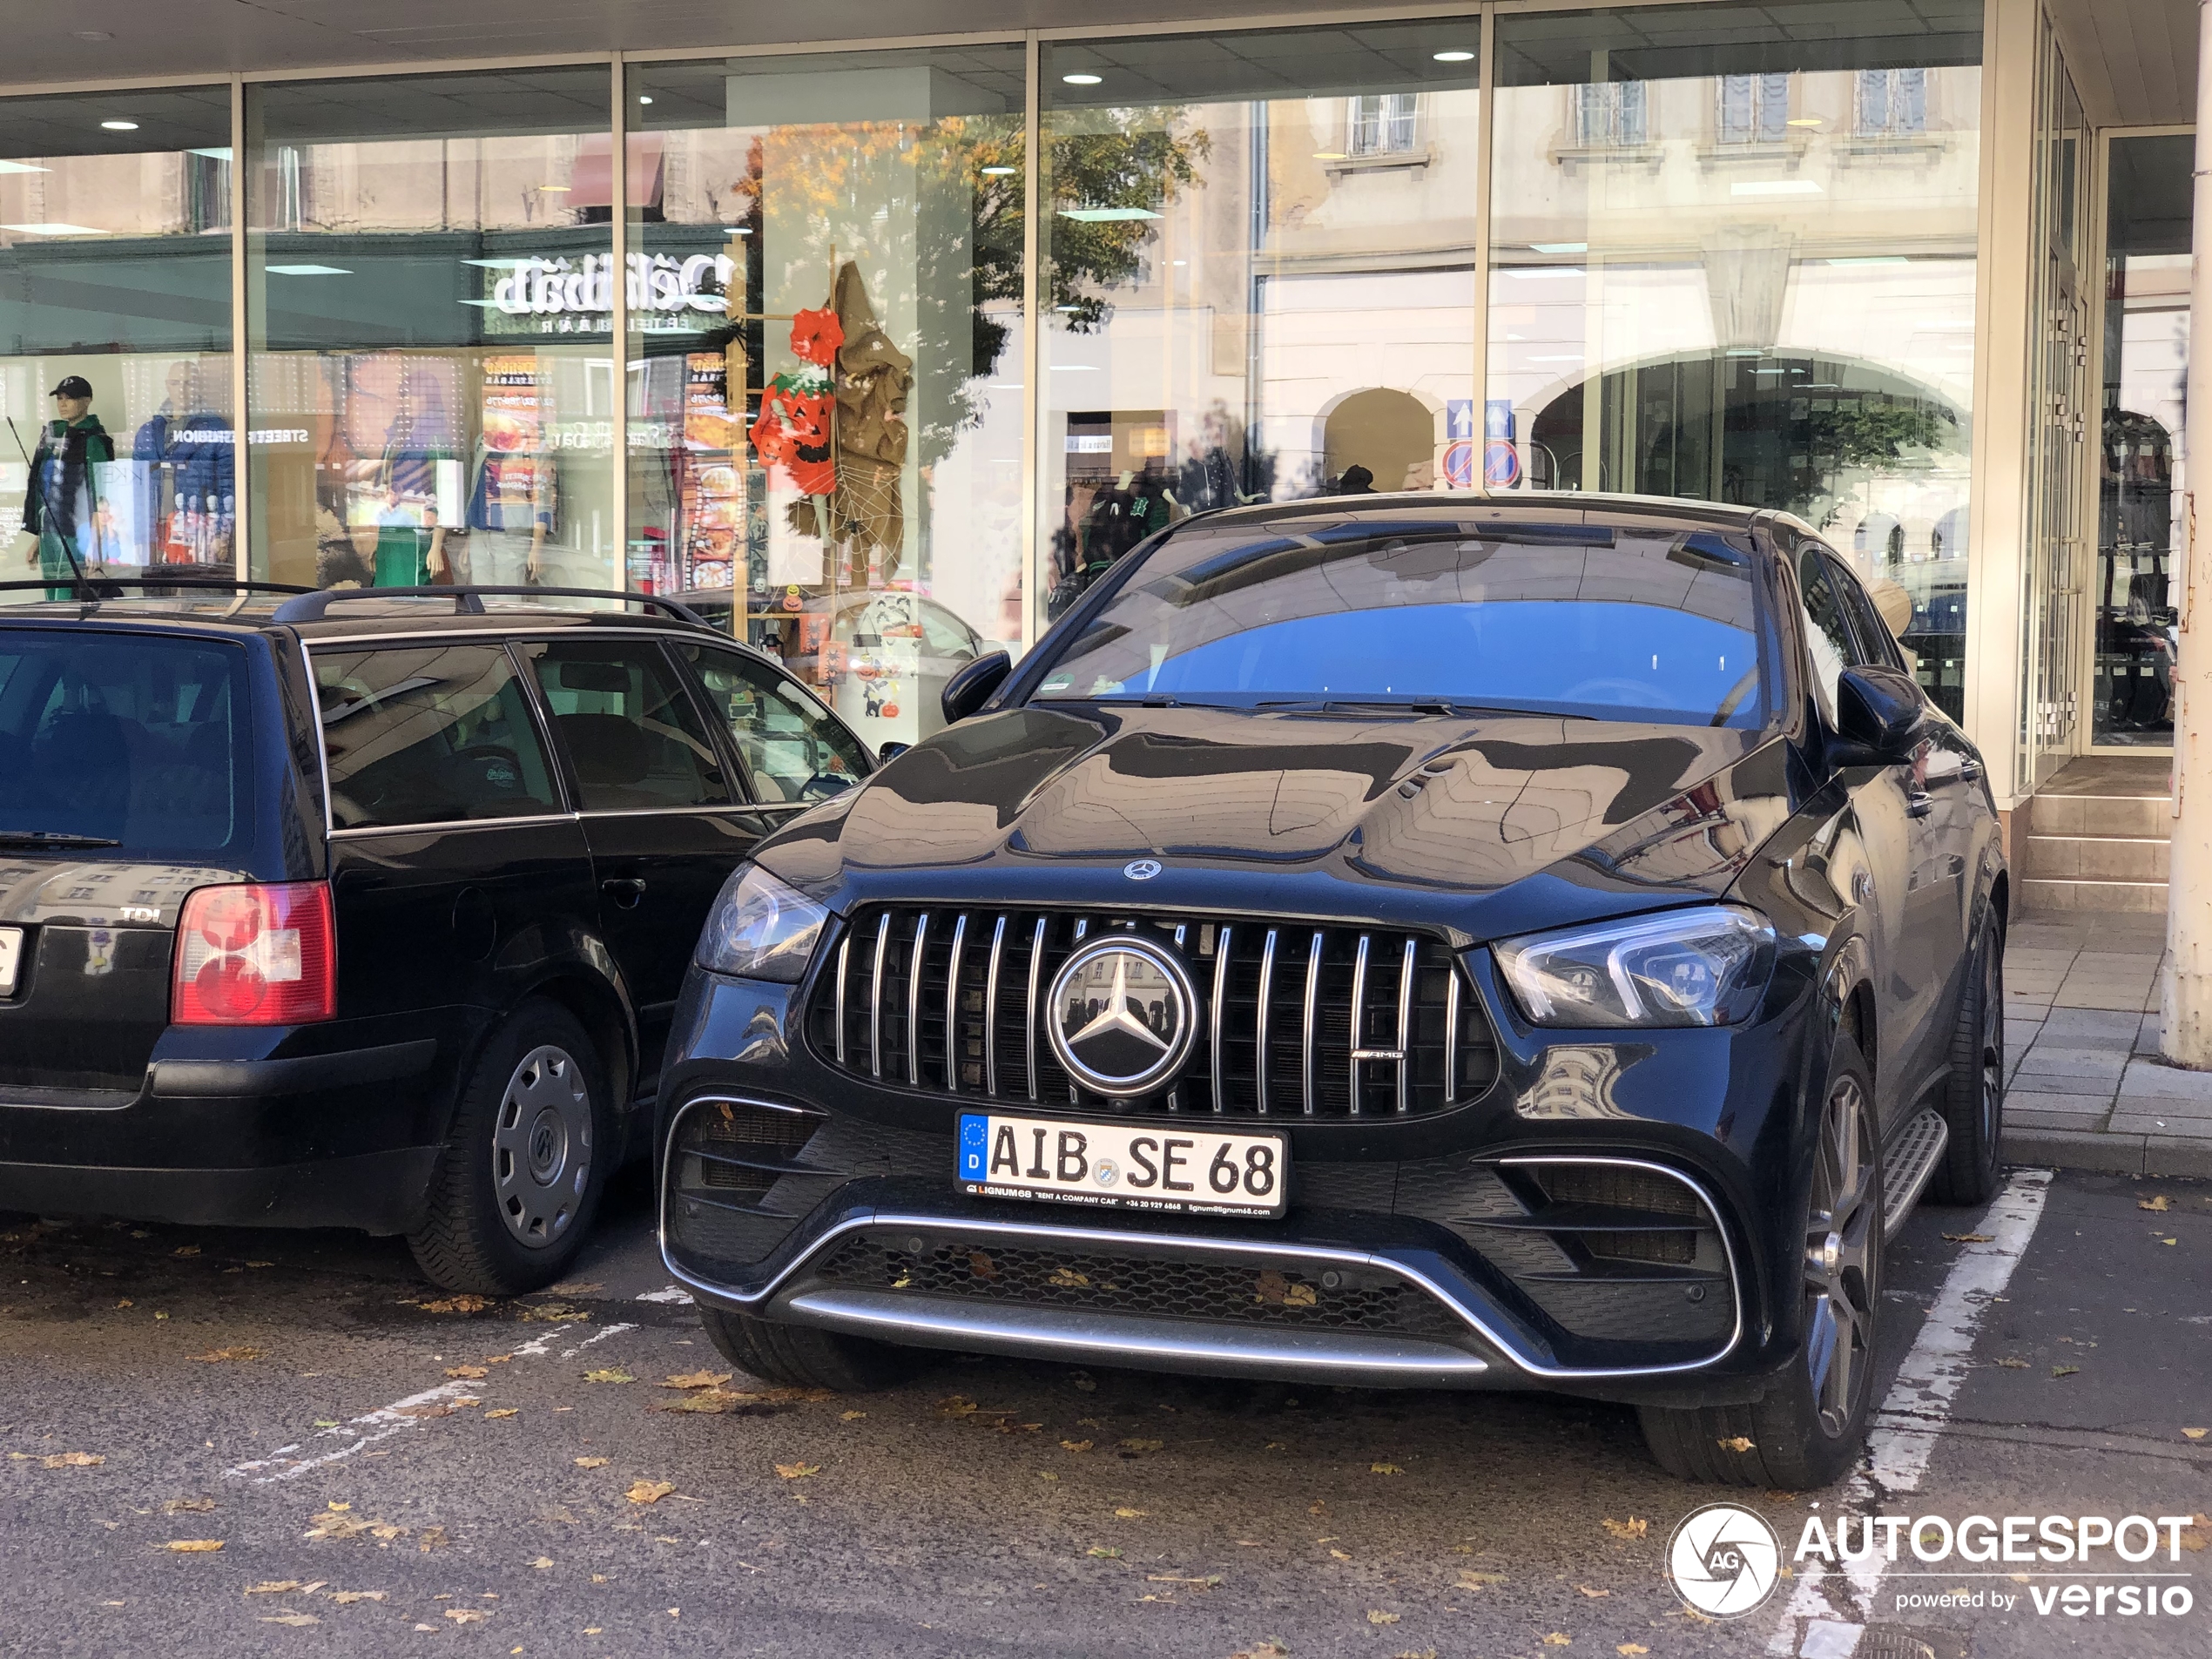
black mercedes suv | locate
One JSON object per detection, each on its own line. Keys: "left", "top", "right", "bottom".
{"left": 0, "top": 582, "right": 873, "bottom": 1293}
{"left": 656, "top": 495, "right": 2007, "bottom": 1487}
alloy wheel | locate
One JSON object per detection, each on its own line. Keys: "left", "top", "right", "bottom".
{"left": 491, "top": 1044, "right": 592, "bottom": 1248}
{"left": 1803, "top": 1072, "right": 1879, "bottom": 1438}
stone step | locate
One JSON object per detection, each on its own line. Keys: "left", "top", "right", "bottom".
{"left": 2025, "top": 792, "right": 2172, "bottom": 839}
{"left": 2019, "top": 875, "right": 2170, "bottom": 914}
{"left": 2020, "top": 833, "right": 2171, "bottom": 882}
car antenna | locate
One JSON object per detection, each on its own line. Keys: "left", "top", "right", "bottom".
{"left": 6, "top": 415, "right": 93, "bottom": 594}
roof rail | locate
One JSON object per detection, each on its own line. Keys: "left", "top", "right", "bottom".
{"left": 268, "top": 584, "right": 713, "bottom": 630}
{"left": 0, "top": 576, "right": 316, "bottom": 600}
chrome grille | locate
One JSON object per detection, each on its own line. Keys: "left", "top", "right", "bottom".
{"left": 807, "top": 907, "right": 1497, "bottom": 1118}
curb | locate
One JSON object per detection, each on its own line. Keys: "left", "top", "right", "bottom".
{"left": 2002, "top": 1127, "right": 2212, "bottom": 1181}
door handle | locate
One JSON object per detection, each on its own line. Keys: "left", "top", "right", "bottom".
{"left": 1957, "top": 759, "right": 1983, "bottom": 782}
{"left": 1905, "top": 792, "right": 1935, "bottom": 819}
{"left": 601, "top": 877, "right": 647, "bottom": 908}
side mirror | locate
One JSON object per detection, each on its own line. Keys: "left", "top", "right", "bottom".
{"left": 874, "top": 741, "right": 911, "bottom": 763}
{"left": 941, "top": 649, "right": 1012, "bottom": 726}
{"left": 1831, "top": 664, "right": 1925, "bottom": 766}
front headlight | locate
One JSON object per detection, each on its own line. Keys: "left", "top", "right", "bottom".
{"left": 1494, "top": 905, "right": 1776, "bottom": 1028}
{"left": 697, "top": 863, "right": 830, "bottom": 982}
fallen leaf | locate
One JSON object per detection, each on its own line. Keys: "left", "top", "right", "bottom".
{"left": 164, "top": 1498, "right": 215, "bottom": 1514}
{"left": 174, "top": 1245, "right": 200, "bottom": 1257}
{"left": 329, "top": 1591, "right": 387, "bottom": 1603}
{"left": 1601, "top": 1517, "right": 1648, "bottom": 1541}
{"left": 531, "top": 1556, "right": 554, "bottom": 1569}
{"left": 1309, "top": 1501, "right": 1327, "bottom": 1516}
{"left": 625, "top": 1480, "right": 675, "bottom": 1505}
{"left": 773, "top": 1462, "right": 819, "bottom": 1480}
{"left": 1457, "top": 1570, "right": 1507, "bottom": 1588}
{"left": 416, "top": 1294, "right": 492, "bottom": 1314}
{"left": 2184, "top": 1429, "right": 2207, "bottom": 1440}
{"left": 1061, "top": 1440, "right": 1093, "bottom": 1453}
{"left": 968, "top": 1250, "right": 999, "bottom": 1279}
{"left": 549, "top": 1281, "right": 604, "bottom": 1295}
{"left": 484, "top": 1408, "right": 518, "bottom": 1420}
{"left": 1039, "top": 1472, "right": 1059, "bottom": 1482}
{"left": 165, "top": 1540, "right": 224, "bottom": 1553}
{"left": 582, "top": 1368, "right": 635, "bottom": 1385}
{"left": 1117, "top": 1438, "right": 1163, "bottom": 1454}
{"left": 313, "top": 1420, "right": 340, "bottom": 1429}
{"left": 2161, "top": 1238, "right": 2179, "bottom": 1246}
{"left": 444, "top": 1608, "right": 489, "bottom": 1624}
{"left": 1716, "top": 1436, "right": 1755, "bottom": 1453}
{"left": 1542, "top": 1636, "right": 1572, "bottom": 1648}
{"left": 394, "top": 1404, "right": 452, "bottom": 1420}
{"left": 1115, "top": 1507, "right": 1148, "bottom": 1519}
{"left": 1048, "top": 1266, "right": 1091, "bottom": 1288}
{"left": 574, "top": 1457, "right": 610, "bottom": 1469}
{"left": 2053, "top": 1365, "right": 2080, "bottom": 1379}
{"left": 1230, "top": 1643, "right": 1288, "bottom": 1659}
{"left": 1370, "top": 1462, "right": 1405, "bottom": 1475}
{"left": 1575, "top": 1585, "right": 1610, "bottom": 1597}
{"left": 115, "top": 1298, "right": 132, "bottom": 1309}
{"left": 43, "top": 1452, "right": 104, "bottom": 1468}
{"left": 1943, "top": 1231, "right": 1994, "bottom": 1244}
{"left": 302, "top": 1508, "right": 375, "bottom": 1541}
{"left": 1330, "top": 1548, "right": 1352, "bottom": 1561}
{"left": 840, "top": 1410, "right": 867, "bottom": 1421}
{"left": 244, "top": 1581, "right": 301, "bottom": 1595}
{"left": 260, "top": 1612, "right": 318, "bottom": 1627}
{"left": 1086, "top": 1546, "right": 1122, "bottom": 1560}
{"left": 1619, "top": 1647, "right": 1649, "bottom": 1656}
{"left": 417, "top": 1527, "right": 448, "bottom": 1550}
{"left": 1996, "top": 1358, "right": 2029, "bottom": 1369}
{"left": 662, "top": 1371, "right": 732, "bottom": 1390}
{"left": 246, "top": 1260, "right": 273, "bottom": 1268}
{"left": 2141, "top": 1195, "right": 2172, "bottom": 1211}
{"left": 936, "top": 1395, "right": 980, "bottom": 1418}
{"left": 1367, "top": 1610, "right": 1400, "bottom": 1625}
{"left": 445, "top": 1365, "right": 489, "bottom": 1379}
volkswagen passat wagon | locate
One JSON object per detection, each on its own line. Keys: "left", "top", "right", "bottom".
{"left": 657, "top": 495, "right": 2006, "bottom": 1487}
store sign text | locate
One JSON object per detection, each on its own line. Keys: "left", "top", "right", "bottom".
{"left": 491, "top": 252, "right": 733, "bottom": 320}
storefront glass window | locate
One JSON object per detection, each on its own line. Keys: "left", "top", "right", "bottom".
{"left": 1490, "top": 2, "right": 1982, "bottom": 722}
{"left": 627, "top": 48, "right": 1026, "bottom": 752}
{"left": 245, "top": 69, "right": 619, "bottom": 593}
{"left": 2093, "top": 132, "right": 2191, "bottom": 747}
{"left": 0, "top": 89, "right": 234, "bottom": 598}
{"left": 1038, "top": 24, "right": 1484, "bottom": 634}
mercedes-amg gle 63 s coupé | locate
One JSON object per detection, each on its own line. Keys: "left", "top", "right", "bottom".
{"left": 656, "top": 494, "right": 2006, "bottom": 1487}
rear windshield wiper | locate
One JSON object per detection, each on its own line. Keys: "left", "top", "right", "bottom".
{"left": 0, "top": 830, "right": 123, "bottom": 849}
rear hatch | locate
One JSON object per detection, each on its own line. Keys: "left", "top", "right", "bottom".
{"left": 0, "top": 626, "right": 266, "bottom": 1096}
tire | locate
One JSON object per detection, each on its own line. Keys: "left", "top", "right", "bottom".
{"left": 407, "top": 1000, "right": 610, "bottom": 1295}
{"left": 698, "top": 1305, "right": 924, "bottom": 1393}
{"left": 1639, "top": 1033, "right": 1884, "bottom": 1488}
{"left": 1929, "top": 914, "right": 2004, "bottom": 1205}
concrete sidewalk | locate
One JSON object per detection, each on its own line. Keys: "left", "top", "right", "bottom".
{"left": 2001, "top": 907, "right": 2212, "bottom": 1178}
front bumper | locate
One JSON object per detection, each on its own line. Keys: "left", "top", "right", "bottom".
{"left": 658, "top": 944, "right": 1827, "bottom": 1403}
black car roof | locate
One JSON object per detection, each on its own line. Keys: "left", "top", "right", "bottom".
{"left": 1195, "top": 489, "right": 1776, "bottom": 541}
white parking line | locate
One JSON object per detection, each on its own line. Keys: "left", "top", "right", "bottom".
{"left": 1766, "top": 1168, "right": 2054, "bottom": 1656}
{"left": 223, "top": 1320, "right": 640, "bottom": 1485}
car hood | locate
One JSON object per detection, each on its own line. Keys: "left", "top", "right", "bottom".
{"left": 759, "top": 704, "right": 1800, "bottom": 942}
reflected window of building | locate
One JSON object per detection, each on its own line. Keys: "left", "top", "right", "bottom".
{"left": 626, "top": 46, "right": 1025, "bottom": 755}
{"left": 2092, "top": 132, "right": 2191, "bottom": 747}
{"left": 244, "top": 68, "right": 619, "bottom": 595}
{"left": 1040, "top": 23, "right": 1483, "bottom": 638}
{"left": 0, "top": 89, "right": 236, "bottom": 598}
{"left": 1490, "top": 0, "right": 1981, "bottom": 721}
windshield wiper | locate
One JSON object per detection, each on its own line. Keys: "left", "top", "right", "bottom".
{"left": 0, "top": 830, "right": 122, "bottom": 849}
{"left": 1256, "top": 698, "right": 1592, "bottom": 719}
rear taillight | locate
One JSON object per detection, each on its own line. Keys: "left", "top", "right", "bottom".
{"left": 172, "top": 882, "right": 336, "bottom": 1026}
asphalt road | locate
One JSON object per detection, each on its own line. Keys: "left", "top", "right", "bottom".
{"left": 1, "top": 1166, "right": 2205, "bottom": 1659}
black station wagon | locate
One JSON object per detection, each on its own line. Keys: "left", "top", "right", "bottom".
{"left": 0, "top": 582, "right": 873, "bottom": 1293}
{"left": 656, "top": 495, "right": 2007, "bottom": 1487}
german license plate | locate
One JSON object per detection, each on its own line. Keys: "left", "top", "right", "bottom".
{"left": 957, "top": 1112, "right": 1288, "bottom": 1219}
{"left": 0, "top": 927, "right": 19, "bottom": 997}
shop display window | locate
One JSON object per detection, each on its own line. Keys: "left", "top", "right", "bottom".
{"left": 0, "top": 89, "right": 235, "bottom": 599}
{"left": 244, "top": 68, "right": 620, "bottom": 594}
{"left": 627, "top": 48, "right": 1026, "bottom": 751}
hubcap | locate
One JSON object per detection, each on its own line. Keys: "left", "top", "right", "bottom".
{"left": 492, "top": 1044, "right": 592, "bottom": 1248}
{"left": 1803, "top": 1073, "right": 1880, "bottom": 1438}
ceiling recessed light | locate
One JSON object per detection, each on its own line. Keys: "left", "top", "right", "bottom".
{"left": 1433, "top": 50, "right": 1474, "bottom": 63}
{"left": 724, "top": 226, "right": 751, "bottom": 234}
{"left": 1058, "top": 206, "right": 1160, "bottom": 222}
{"left": 1786, "top": 117, "right": 1822, "bottom": 127}
{"left": 1312, "top": 151, "right": 1347, "bottom": 160}
{"left": 99, "top": 120, "right": 138, "bottom": 132}
{"left": 537, "top": 184, "right": 570, "bottom": 192}
{"left": 979, "top": 165, "right": 1017, "bottom": 175}
{"left": 1062, "top": 73, "right": 1102, "bottom": 86}
{"left": 265, "top": 264, "right": 352, "bottom": 276}
{"left": 638, "top": 96, "right": 653, "bottom": 105}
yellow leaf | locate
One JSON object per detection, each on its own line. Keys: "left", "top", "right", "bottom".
{"left": 174, "top": 1245, "right": 200, "bottom": 1257}
{"left": 484, "top": 1408, "right": 518, "bottom": 1420}
{"left": 1115, "top": 1507, "right": 1148, "bottom": 1519}
{"left": 260, "top": 1612, "right": 319, "bottom": 1627}
{"left": 1996, "top": 1358, "right": 2029, "bottom": 1368}
{"left": 936, "top": 1395, "right": 980, "bottom": 1418}
{"left": 1457, "top": 1570, "right": 1506, "bottom": 1588}
{"left": 416, "top": 1294, "right": 492, "bottom": 1313}
{"left": 1716, "top": 1436, "right": 1755, "bottom": 1453}
{"left": 244, "top": 1581, "right": 302, "bottom": 1595}
{"left": 1575, "top": 1584, "right": 1609, "bottom": 1597}
{"left": 1619, "top": 1647, "right": 1649, "bottom": 1656}
{"left": 445, "top": 1365, "right": 489, "bottom": 1379}
{"left": 531, "top": 1557, "right": 555, "bottom": 1569}
{"left": 840, "top": 1410, "right": 867, "bottom": 1421}
{"left": 166, "top": 1540, "right": 225, "bottom": 1553}
{"left": 2141, "top": 1195, "right": 2172, "bottom": 1211}
{"left": 43, "top": 1452, "right": 104, "bottom": 1468}
{"left": 663, "top": 1371, "right": 732, "bottom": 1390}
{"left": 1330, "top": 1548, "right": 1352, "bottom": 1561}
{"left": 329, "top": 1591, "right": 386, "bottom": 1604}
{"left": 625, "top": 1480, "right": 675, "bottom": 1505}
{"left": 2161, "top": 1238, "right": 2180, "bottom": 1246}
{"left": 164, "top": 1498, "right": 215, "bottom": 1514}
{"left": 1086, "top": 1546, "right": 1121, "bottom": 1559}
{"left": 1942, "top": 1231, "right": 1994, "bottom": 1244}
{"left": 1366, "top": 1610, "right": 1400, "bottom": 1625}
{"left": 1047, "top": 1267, "right": 1091, "bottom": 1288}
{"left": 1543, "top": 1635, "right": 1572, "bottom": 1647}
{"left": 444, "top": 1608, "right": 489, "bottom": 1624}
{"left": 2053, "top": 1366, "right": 2080, "bottom": 1378}
{"left": 1061, "top": 1440, "right": 1092, "bottom": 1453}
{"left": 115, "top": 1298, "right": 132, "bottom": 1309}
{"left": 773, "top": 1462, "right": 820, "bottom": 1480}
{"left": 574, "top": 1457, "right": 610, "bottom": 1468}
{"left": 582, "top": 1368, "right": 635, "bottom": 1384}
{"left": 1039, "top": 1472, "right": 1059, "bottom": 1482}
{"left": 1370, "top": 1462, "right": 1405, "bottom": 1474}
{"left": 1601, "top": 1517, "right": 1647, "bottom": 1540}
{"left": 2183, "top": 1428, "right": 2207, "bottom": 1440}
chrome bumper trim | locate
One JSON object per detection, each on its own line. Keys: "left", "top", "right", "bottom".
{"left": 777, "top": 1286, "right": 1494, "bottom": 1388}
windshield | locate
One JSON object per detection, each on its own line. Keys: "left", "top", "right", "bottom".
{"left": 1029, "top": 519, "right": 1770, "bottom": 728}
{"left": 0, "top": 630, "right": 254, "bottom": 853}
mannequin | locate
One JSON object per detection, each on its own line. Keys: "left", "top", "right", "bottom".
{"left": 133, "top": 361, "right": 235, "bottom": 566}
{"left": 18, "top": 374, "right": 113, "bottom": 600}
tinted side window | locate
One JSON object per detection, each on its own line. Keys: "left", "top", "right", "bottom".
{"left": 314, "top": 644, "right": 559, "bottom": 830}
{"left": 1824, "top": 554, "right": 1900, "bottom": 670}
{"left": 524, "top": 639, "right": 734, "bottom": 812}
{"left": 682, "top": 645, "right": 870, "bottom": 805}
{"left": 1794, "top": 550, "right": 1857, "bottom": 717}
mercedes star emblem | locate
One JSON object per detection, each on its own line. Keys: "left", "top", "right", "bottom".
{"left": 1044, "top": 935, "right": 1197, "bottom": 1097}
{"left": 1123, "top": 859, "right": 1163, "bottom": 880}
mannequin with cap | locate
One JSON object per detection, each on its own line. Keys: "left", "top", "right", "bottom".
{"left": 18, "top": 374, "right": 114, "bottom": 600}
